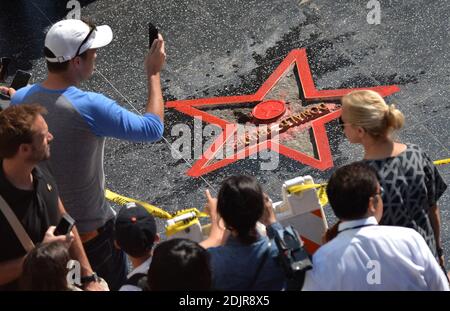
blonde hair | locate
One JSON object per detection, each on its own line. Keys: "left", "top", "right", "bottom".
{"left": 341, "top": 90, "right": 404, "bottom": 138}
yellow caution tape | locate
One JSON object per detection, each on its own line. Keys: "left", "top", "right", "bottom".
{"left": 105, "top": 189, "right": 172, "bottom": 219}
{"left": 434, "top": 158, "right": 450, "bottom": 166}
{"left": 108, "top": 157, "right": 450, "bottom": 234}
{"left": 287, "top": 183, "right": 328, "bottom": 207}
{"left": 105, "top": 190, "right": 208, "bottom": 236}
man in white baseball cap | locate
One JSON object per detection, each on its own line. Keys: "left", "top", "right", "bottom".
{"left": 44, "top": 19, "right": 113, "bottom": 63}
{"left": 10, "top": 19, "right": 166, "bottom": 291}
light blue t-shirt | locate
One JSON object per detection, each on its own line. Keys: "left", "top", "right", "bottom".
{"left": 11, "top": 84, "right": 163, "bottom": 232}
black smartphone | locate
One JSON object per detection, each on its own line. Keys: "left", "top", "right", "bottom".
{"left": 54, "top": 213, "right": 76, "bottom": 236}
{"left": 10, "top": 70, "right": 31, "bottom": 90}
{"left": 148, "top": 22, "right": 159, "bottom": 48}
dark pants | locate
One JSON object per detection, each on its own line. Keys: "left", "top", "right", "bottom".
{"left": 83, "top": 219, "right": 128, "bottom": 291}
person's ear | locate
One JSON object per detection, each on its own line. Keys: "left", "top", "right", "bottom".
{"left": 368, "top": 196, "right": 377, "bottom": 214}
{"left": 71, "top": 57, "right": 82, "bottom": 69}
{"left": 18, "top": 143, "right": 31, "bottom": 155}
{"left": 356, "top": 126, "right": 366, "bottom": 138}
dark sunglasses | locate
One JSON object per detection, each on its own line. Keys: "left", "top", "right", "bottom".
{"left": 75, "top": 25, "right": 97, "bottom": 57}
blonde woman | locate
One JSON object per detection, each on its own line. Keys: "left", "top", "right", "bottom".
{"left": 339, "top": 90, "right": 447, "bottom": 268}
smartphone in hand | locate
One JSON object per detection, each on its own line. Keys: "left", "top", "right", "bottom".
{"left": 54, "top": 213, "right": 76, "bottom": 236}
{"left": 148, "top": 22, "right": 159, "bottom": 49}
{"left": 0, "top": 69, "right": 32, "bottom": 100}
{"left": 10, "top": 70, "right": 32, "bottom": 90}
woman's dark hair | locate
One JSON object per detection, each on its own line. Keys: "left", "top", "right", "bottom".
{"left": 20, "top": 241, "right": 70, "bottom": 291}
{"left": 217, "top": 175, "right": 264, "bottom": 244}
{"left": 326, "top": 162, "right": 379, "bottom": 220}
{"left": 147, "top": 239, "right": 211, "bottom": 291}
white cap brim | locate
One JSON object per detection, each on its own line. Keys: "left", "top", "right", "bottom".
{"left": 90, "top": 25, "right": 113, "bottom": 49}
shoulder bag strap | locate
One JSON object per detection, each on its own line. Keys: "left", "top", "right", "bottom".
{"left": 0, "top": 194, "right": 35, "bottom": 252}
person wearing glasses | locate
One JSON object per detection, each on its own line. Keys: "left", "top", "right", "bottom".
{"left": 339, "top": 90, "right": 447, "bottom": 271}
{"left": 7, "top": 19, "right": 166, "bottom": 290}
{"left": 302, "top": 162, "right": 449, "bottom": 291}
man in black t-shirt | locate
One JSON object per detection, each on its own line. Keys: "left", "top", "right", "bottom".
{"left": 0, "top": 105, "right": 106, "bottom": 290}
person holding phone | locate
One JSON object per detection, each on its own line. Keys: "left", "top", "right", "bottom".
{"left": 10, "top": 18, "right": 166, "bottom": 290}
{"left": 0, "top": 86, "right": 15, "bottom": 98}
{"left": 0, "top": 104, "right": 106, "bottom": 291}
{"left": 0, "top": 70, "right": 32, "bottom": 102}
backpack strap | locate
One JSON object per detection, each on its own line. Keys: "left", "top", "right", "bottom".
{"left": 0, "top": 194, "right": 34, "bottom": 252}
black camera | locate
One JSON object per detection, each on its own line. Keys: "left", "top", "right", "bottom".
{"left": 273, "top": 225, "right": 312, "bottom": 290}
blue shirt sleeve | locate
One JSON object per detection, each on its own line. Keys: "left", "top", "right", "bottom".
{"left": 72, "top": 92, "right": 164, "bottom": 142}
{"left": 10, "top": 85, "right": 35, "bottom": 105}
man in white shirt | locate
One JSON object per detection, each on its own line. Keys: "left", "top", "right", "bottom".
{"left": 303, "top": 162, "right": 449, "bottom": 291}
{"left": 114, "top": 203, "right": 159, "bottom": 291}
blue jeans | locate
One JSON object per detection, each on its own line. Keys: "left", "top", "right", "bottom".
{"left": 83, "top": 219, "right": 128, "bottom": 291}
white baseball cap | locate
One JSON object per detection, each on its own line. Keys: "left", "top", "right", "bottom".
{"left": 45, "top": 19, "right": 113, "bottom": 63}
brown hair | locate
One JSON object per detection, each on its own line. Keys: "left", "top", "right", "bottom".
{"left": 341, "top": 90, "right": 404, "bottom": 138}
{"left": 20, "top": 241, "right": 71, "bottom": 291}
{"left": 0, "top": 104, "right": 47, "bottom": 158}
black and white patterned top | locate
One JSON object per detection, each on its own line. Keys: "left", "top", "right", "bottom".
{"left": 364, "top": 144, "right": 448, "bottom": 256}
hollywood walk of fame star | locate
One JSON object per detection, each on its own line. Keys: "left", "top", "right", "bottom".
{"left": 166, "top": 49, "right": 400, "bottom": 177}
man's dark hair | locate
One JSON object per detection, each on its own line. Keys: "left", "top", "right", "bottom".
{"left": 326, "top": 162, "right": 379, "bottom": 220}
{"left": 147, "top": 239, "right": 211, "bottom": 291}
{"left": 20, "top": 241, "right": 70, "bottom": 291}
{"left": 45, "top": 18, "right": 94, "bottom": 73}
{"left": 217, "top": 175, "right": 264, "bottom": 244}
{"left": 0, "top": 104, "right": 47, "bottom": 158}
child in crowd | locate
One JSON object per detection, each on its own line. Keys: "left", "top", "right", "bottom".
{"left": 115, "top": 203, "right": 159, "bottom": 291}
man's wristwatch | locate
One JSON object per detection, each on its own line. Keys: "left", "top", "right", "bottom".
{"left": 81, "top": 272, "right": 99, "bottom": 284}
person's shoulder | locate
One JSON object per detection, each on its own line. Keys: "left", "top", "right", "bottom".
{"left": 65, "top": 88, "right": 116, "bottom": 116}
{"left": 84, "top": 90, "right": 111, "bottom": 101}
{"left": 312, "top": 238, "right": 342, "bottom": 261}
{"left": 11, "top": 84, "right": 38, "bottom": 104}
{"left": 65, "top": 87, "right": 110, "bottom": 104}
{"left": 402, "top": 143, "right": 426, "bottom": 157}
{"left": 376, "top": 225, "right": 422, "bottom": 240}
{"left": 34, "top": 164, "right": 55, "bottom": 183}
{"left": 34, "top": 164, "right": 59, "bottom": 195}
{"left": 207, "top": 244, "right": 225, "bottom": 254}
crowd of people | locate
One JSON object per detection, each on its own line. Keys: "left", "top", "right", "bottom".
{"left": 0, "top": 18, "right": 448, "bottom": 291}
